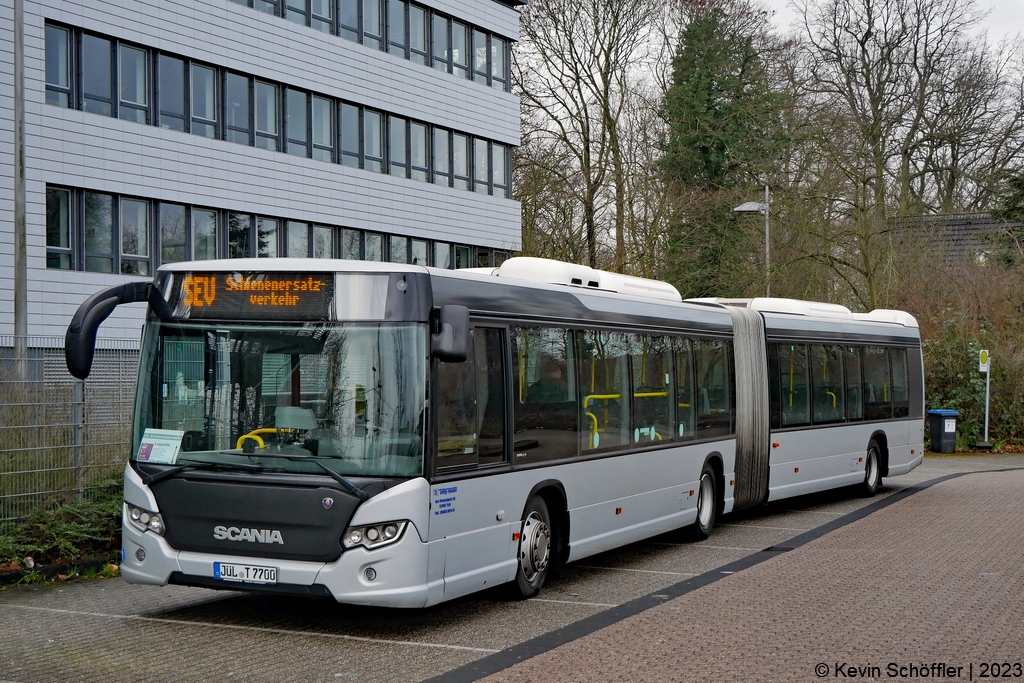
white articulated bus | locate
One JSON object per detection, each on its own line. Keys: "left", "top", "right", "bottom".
{"left": 65, "top": 257, "right": 923, "bottom": 607}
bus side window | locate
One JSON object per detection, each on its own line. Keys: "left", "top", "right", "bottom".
{"left": 674, "top": 337, "right": 695, "bottom": 440}
{"left": 845, "top": 346, "right": 863, "bottom": 421}
{"left": 436, "top": 333, "right": 478, "bottom": 469}
{"left": 631, "top": 335, "right": 671, "bottom": 444}
{"left": 810, "top": 345, "right": 845, "bottom": 424}
{"left": 511, "top": 326, "right": 577, "bottom": 463}
{"left": 579, "top": 330, "right": 630, "bottom": 452}
{"left": 475, "top": 328, "right": 507, "bottom": 465}
{"left": 777, "top": 344, "right": 810, "bottom": 427}
{"left": 767, "top": 342, "right": 781, "bottom": 429}
{"left": 890, "top": 347, "right": 909, "bottom": 419}
{"left": 695, "top": 338, "right": 732, "bottom": 438}
{"left": 862, "top": 346, "right": 892, "bottom": 420}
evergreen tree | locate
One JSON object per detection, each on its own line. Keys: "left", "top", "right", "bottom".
{"left": 659, "top": 0, "right": 785, "bottom": 297}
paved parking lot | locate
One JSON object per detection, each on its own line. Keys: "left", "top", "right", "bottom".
{"left": 2, "top": 454, "right": 1021, "bottom": 683}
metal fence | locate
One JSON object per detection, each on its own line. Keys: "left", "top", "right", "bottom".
{"left": 0, "top": 336, "right": 140, "bottom": 529}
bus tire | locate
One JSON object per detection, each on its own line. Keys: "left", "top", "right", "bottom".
{"left": 689, "top": 462, "right": 718, "bottom": 541}
{"left": 860, "top": 440, "right": 882, "bottom": 497}
{"left": 510, "top": 496, "right": 552, "bottom": 599}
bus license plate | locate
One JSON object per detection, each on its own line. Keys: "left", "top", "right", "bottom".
{"left": 214, "top": 562, "right": 278, "bottom": 585}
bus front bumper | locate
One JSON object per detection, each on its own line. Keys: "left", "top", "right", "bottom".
{"left": 121, "top": 519, "right": 433, "bottom": 608}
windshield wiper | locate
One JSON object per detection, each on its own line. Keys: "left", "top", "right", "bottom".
{"left": 140, "top": 459, "right": 264, "bottom": 486}
{"left": 215, "top": 451, "right": 369, "bottom": 501}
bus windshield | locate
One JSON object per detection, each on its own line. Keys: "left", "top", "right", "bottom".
{"left": 133, "top": 322, "right": 428, "bottom": 478}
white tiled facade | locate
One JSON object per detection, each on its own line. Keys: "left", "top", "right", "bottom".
{"left": 0, "top": 0, "right": 522, "bottom": 339}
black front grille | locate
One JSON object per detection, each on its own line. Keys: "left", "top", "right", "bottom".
{"left": 152, "top": 477, "right": 361, "bottom": 563}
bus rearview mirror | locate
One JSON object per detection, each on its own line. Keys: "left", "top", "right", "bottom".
{"left": 432, "top": 305, "right": 469, "bottom": 362}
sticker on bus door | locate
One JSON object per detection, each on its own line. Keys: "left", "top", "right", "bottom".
{"left": 432, "top": 486, "right": 457, "bottom": 516}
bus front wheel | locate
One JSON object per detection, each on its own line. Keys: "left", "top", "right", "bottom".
{"left": 511, "top": 496, "right": 552, "bottom": 598}
{"left": 860, "top": 441, "right": 882, "bottom": 497}
{"left": 690, "top": 463, "right": 718, "bottom": 541}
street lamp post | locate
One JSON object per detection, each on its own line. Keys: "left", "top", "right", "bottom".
{"left": 733, "top": 186, "right": 770, "bottom": 297}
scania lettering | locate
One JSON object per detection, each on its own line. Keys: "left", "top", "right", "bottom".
{"left": 213, "top": 527, "right": 285, "bottom": 544}
{"left": 65, "top": 258, "right": 923, "bottom": 607}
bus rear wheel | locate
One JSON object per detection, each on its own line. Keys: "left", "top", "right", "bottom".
{"left": 689, "top": 463, "right": 718, "bottom": 541}
{"left": 510, "top": 496, "right": 552, "bottom": 598}
{"left": 860, "top": 441, "right": 882, "bottom": 497}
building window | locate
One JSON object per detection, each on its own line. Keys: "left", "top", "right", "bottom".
{"left": 389, "top": 115, "right": 408, "bottom": 177}
{"left": 388, "top": 0, "right": 406, "bottom": 56}
{"left": 340, "top": 103, "right": 360, "bottom": 167}
{"left": 193, "top": 209, "right": 219, "bottom": 260}
{"left": 452, "top": 22, "right": 469, "bottom": 79}
{"left": 312, "top": 96, "right": 334, "bottom": 161}
{"left": 119, "top": 45, "right": 149, "bottom": 123}
{"left": 432, "top": 14, "right": 450, "bottom": 72}
{"left": 491, "top": 37, "right": 507, "bottom": 90}
{"left": 364, "top": 110, "right": 384, "bottom": 172}
{"left": 45, "top": 26, "right": 71, "bottom": 107}
{"left": 159, "top": 203, "right": 188, "bottom": 264}
{"left": 474, "top": 138, "right": 490, "bottom": 195}
{"left": 191, "top": 64, "right": 219, "bottom": 138}
{"left": 342, "top": 228, "right": 361, "bottom": 259}
{"left": 256, "top": 0, "right": 279, "bottom": 15}
{"left": 433, "top": 128, "right": 450, "bottom": 186}
{"left": 82, "top": 35, "right": 114, "bottom": 116}
{"left": 157, "top": 55, "right": 187, "bottom": 131}
{"left": 453, "top": 133, "right": 470, "bottom": 190}
{"left": 363, "top": 0, "right": 385, "bottom": 49}
{"left": 257, "top": 217, "right": 279, "bottom": 257}
{"left": 314, "top": 225, "right": 335, "bottom": 258}
{"left": 255, "top": 82, "right": 280, "bottom": 151}
{"left": 225, "top": 72, "right": 252, "bottom": 145}
{"left": 411, "top": 239, "right": 428, "bottom": 265}
{"left": 389, "top": 235, "right": 408, "bottom": 263}
{"left": 493, "top": 144, "right": 508, "bottom": 198}
{"left": 312, "top": 0, "right": 334, "bottom": 33}
{"left": 340, "top": 0, "right": 359, "bottom": 41}
{"left": 455, "top": 245, "right": 471, "bottom": 268}
{"left": 434, "top": 242, "right": 451, "bottom": 268}
{"left": 46, "top": 188, "right": 73, "bottom": 269}
{"left": 286, "top": 88, "right": 310, "bottom": 157}
{"left": 287, "top": 220, "right": 310, "bottom": 257}
{"left": 84, "top": 192, "right": 115, "bottom": 273}
{"left": 472, "top": 30, "right": 488, "bottom": 85}
{"left": 409, "top": 5, "right": 428, "bottom": 64}
{"left": 365, "top": 233, "right": 383, "bottom": 261}
{"left": 285, "top": 0, "right": 309, "bottom": 26}
{"left": 410, "top": 122, "right": 429, "bottom": 182}
{"left": 120, "top": 199, "right": 151, "bottom": 275}
{"left": 228, "top": 212, "right": 252, "bottom": 258}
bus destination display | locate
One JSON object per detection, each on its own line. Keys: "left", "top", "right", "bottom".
{"left": 177, "top": 272, "right": 334, "bottom": 320}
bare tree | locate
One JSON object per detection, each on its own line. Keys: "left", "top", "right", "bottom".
{"left": 515, "top": 0, "right": 659, "bottom": 269}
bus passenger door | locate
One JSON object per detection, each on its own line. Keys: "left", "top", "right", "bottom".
{"left": 428, "top": 327, "right": 517, "bottom": 602}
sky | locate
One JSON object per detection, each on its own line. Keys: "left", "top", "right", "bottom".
{"left": 762, "top": 0, "right": 1024, "bottom": 43}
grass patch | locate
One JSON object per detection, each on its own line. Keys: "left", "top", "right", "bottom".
{"left": 0, "top": 483, "right": 122, "bottom": 568}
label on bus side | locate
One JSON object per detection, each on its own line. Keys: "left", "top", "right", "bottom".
{"left": 137, "top": 429, "right": 185, "bottom": 464}
{"left": 432, "top": 486, "right": 457, "bottom": 516}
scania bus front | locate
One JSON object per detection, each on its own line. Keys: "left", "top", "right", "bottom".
{"left": 65, "top": 261, "right": 467, "bottom": 607}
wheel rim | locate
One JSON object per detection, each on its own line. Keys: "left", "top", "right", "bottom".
{"left": 519, "top": 511, "right": 550, "bottom": 582}
{"left": 866, "top": 449, "right": 880, "bottom": 488}
{"left": 697, "top": 473, "right": 715, "bottom": 528}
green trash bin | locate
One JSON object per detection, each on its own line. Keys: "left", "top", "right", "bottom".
{"left": 927, "top": 409, "right": 959, "bottom": 453}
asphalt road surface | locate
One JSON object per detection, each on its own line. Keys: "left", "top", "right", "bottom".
{"left": 2, "top": 454, "right": 1020, "bottom": 683}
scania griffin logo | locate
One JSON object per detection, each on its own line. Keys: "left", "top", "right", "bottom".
{"left": 213, "top": 526, "right": 284, "bottom": 544}
{"left": 322, "top": 497, "right": 334, "bottom": 509}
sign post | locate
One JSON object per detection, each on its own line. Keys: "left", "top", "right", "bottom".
{"left": 978, "top": 349, "right": 991, "bottom": 449}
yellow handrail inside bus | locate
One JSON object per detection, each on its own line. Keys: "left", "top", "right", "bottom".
{"left": 826, "top": 391, "right": 836, "bottom": 408}
{"left": 236, "top": 429, "right": 277, "bottom": 450}
{"left": 585, "top": 412, "right": 599, "bottom": 448}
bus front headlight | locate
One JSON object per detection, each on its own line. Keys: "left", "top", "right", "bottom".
{"left": 342, "top": 521, "right": 408, "bottom": 550}
{"left": 125, "top": 503, "right": 165, "bottom": 536}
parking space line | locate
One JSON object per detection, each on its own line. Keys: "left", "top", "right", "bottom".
{"left": 720, "top": 523, "right": 809, "bottom": 531}
{"left": 577, "top": 566, "right": 697, "bottom": 577}
{"left": 532, "top": 598, "right": 618, "bottom": 608}
{"left": 0, "top": 604, "right": 499, "bottom": 654}
{"left": 778, "top": 509, "right": 846, "bottom": 516}
{"left": 651, "top": 543, "right": 762, "bottom": 551}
